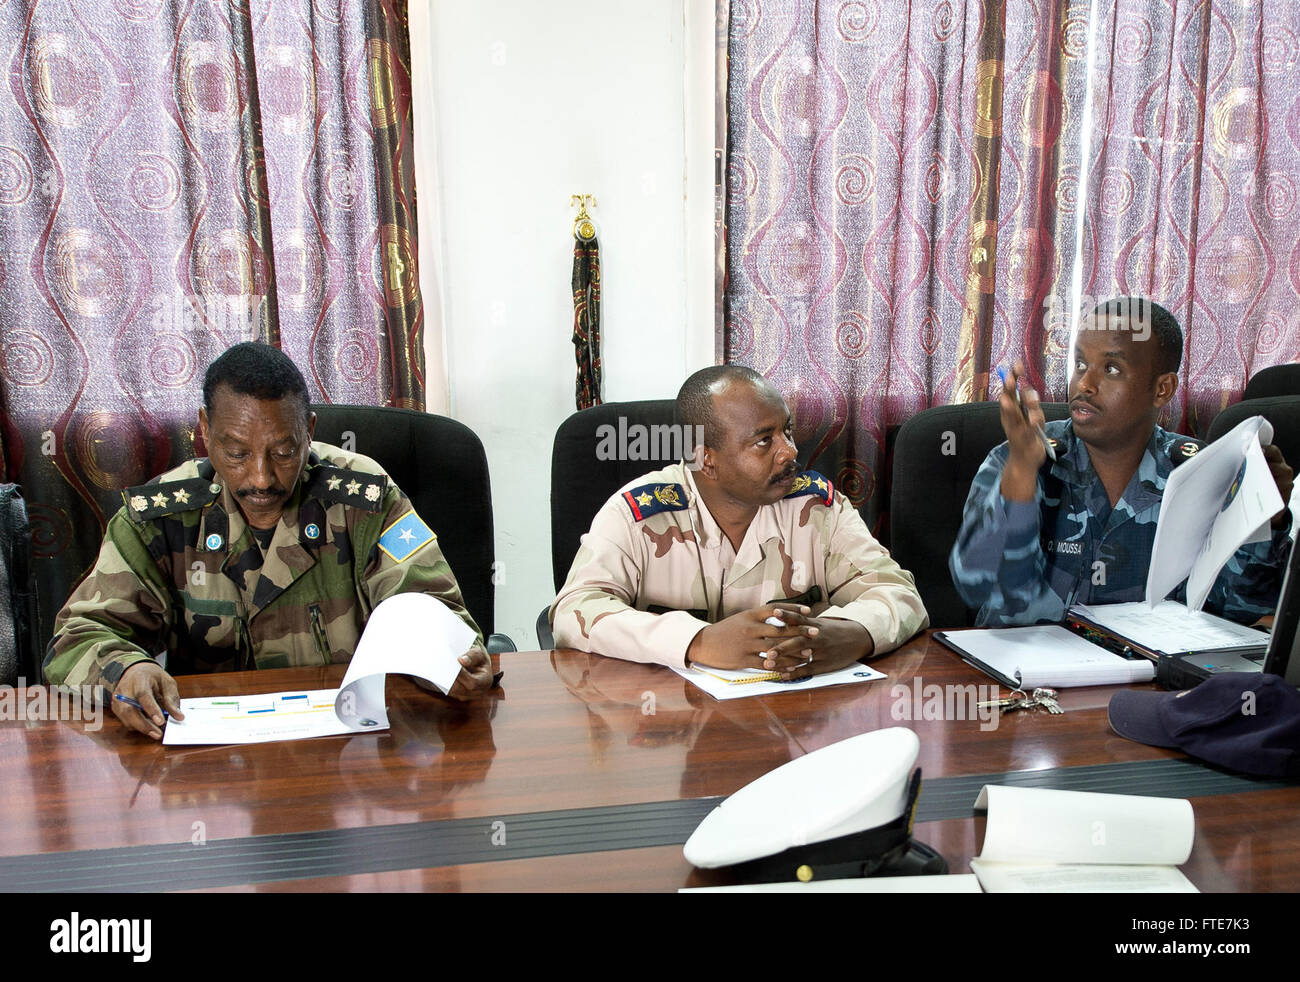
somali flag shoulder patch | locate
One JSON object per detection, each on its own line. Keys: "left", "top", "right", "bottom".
{"left": 377, "top": 511, "right": 436, "bottom": 564}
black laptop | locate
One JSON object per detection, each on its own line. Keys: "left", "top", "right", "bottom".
{"left": 1158, "top": 539, "right": 1300, "bottom": 688}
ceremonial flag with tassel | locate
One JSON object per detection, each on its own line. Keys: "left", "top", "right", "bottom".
{"left": 571, "top": 202, "right": 602, "bottom": 409}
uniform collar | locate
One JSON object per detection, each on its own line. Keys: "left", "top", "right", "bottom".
{"left": 1050, "top": 420, "right": 1167, "bottom": 518}
{"left": 195, "top": 457, "right": 323, "bottom": 616}
{"left": 680, "top": 463, "right": 782, "bottom": 575}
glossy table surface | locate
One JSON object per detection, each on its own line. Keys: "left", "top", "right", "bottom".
{"left": 2, "top": 632, "right": 1298, "bottom": 891}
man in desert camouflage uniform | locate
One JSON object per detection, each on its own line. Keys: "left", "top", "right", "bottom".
{"left": 45, "top": 342, "right": 493, "bottom": 739}
{"left": 550, "top": 366, "right": 927, "bottom": 677}
{"left": 950, "top": 297, "right": 1294, "bottom": 626}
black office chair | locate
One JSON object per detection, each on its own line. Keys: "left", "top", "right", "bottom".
{"left": 538, "top": 399, "right": 678, "bottom": 649}
{"left": 0, "top": 484, "right": 39, "bottom": 685}
{"left": 1207, "top": 395, "right": 1300, "bottom": 474}
{"left": 310, "top": 404, "right": 515, "bottom": 653}
{"left": 890, "top": 402, "right": 1071, "bottom": 629}
{"left": 1244, "top": 364, "right": 1300, "bottom": 402}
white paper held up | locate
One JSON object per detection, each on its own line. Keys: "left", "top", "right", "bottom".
{"left": 334, "top": 592, "right": 477, "bottom": 728}
{"left": 164, "top": 593, "right": 477, "bottom": 745}
{"left": 1147, "top": 416, "right": 1283, "bottom": 611}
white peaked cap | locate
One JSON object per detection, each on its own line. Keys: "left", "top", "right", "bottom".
{"left": 684, "top": 727, "right": 921, "bottom": 869}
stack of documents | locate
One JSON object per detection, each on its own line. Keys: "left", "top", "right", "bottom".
{"left": 934, "top": 625, "right": 1155, "bottom": 688}
{"left": 970, "top": 786, "right": 1197, "bottom": 892}
{"left": 1071, "top": 600, "right": 1266, "bottom": 657}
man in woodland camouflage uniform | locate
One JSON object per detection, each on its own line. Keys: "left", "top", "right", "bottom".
{"left": 45, "top": 342, "right": 493, "bottom": 739}
{"left": 550, "top": 365, "right": 928, "bottom": 677}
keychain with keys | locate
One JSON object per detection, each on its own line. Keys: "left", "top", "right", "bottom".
{"left": 977, "top": 688, "right": 1030, "bottom": 715}
{"left": 1030, "top": 687, "right": 1064, "bottom": 714}
{"left": 976, "top": 687, "right": 1064, "bottom": 716}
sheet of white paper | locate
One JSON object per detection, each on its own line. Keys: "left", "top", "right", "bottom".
{"left": 336, "top": 591, "right": 475, "bottom": 727}
{"left": 1148, "top": 416, "right": 1282, "bottom": 610}
{"left": 680, "top": 874, "right": 983, "bottom": 893}
{"left": 164, "top": 594, "right": 476, "bottom": 745}
{"left": 969, "top": 860, "right": 1198, "bottom": 893}
{"left": 1187, "top": 438, "right": 1282, "bottom": 609}
{"left": 671, "top": 661, "right": 886, "bottom": 700}
{"left": 940, "top": 625, "right": 1154, "bottom": 687}
{"left": 974, "top": 785, "right": 1194, "bottom": 865}
{"left": 1072, "top": 600, "right": 1267, "bottom": 655}
{"left": 164, "top": 688, "right": 356, "bottom": 745}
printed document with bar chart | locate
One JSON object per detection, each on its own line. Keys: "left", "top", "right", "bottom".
{"left": 163, "top": 593, "right": 476, "bottom": 746}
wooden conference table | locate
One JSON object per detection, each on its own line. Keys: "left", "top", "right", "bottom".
{"left": 2, "top": 631, "right": 1298, "bottom": 892}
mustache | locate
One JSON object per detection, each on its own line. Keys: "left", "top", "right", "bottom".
{"left": 771, "top": 464, "right": 798, "bottom": 484}
{"left": 236, "top": 486, "right": 287, "bottom": 499}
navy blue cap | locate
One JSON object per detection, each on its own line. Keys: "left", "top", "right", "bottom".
{"left": 1108, "top": 673, "right": 1300, "bottom": 778}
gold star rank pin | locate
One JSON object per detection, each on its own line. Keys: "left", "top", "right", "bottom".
{"left": 782, "top": 469, "right": 834, "bottom": 506}
{"left": 622, "top": 482, "right": 689, "bottom": 522}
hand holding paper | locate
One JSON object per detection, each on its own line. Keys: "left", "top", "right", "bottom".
{"left": 1147, "top": 416, "right": 1285, "bottom": 611}
{"left": 164, "top": 594, "right": 479, "bottom": 746}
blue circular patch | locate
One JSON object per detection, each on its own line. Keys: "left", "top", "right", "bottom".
{"left": 205, "top": 533, "right": 223, "bottom": 551}
{"left": 305, "top": 523, "right": 320, "bottom": 540}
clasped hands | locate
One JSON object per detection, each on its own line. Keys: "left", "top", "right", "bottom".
{"left": 685, "top": 604, "right": 874, "bottom": 681}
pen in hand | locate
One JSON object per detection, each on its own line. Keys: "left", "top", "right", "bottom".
{"left": 997, "top": 367, "right": 1056, "bottom": 462}
{"left": 113, "top": 692, "right": 170, "bottom": 722}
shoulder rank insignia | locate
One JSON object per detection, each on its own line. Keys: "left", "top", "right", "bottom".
{"left": 1038, "top": 437, "right": 1061, "bottom": 470}
{"left": 122, "top": 476, "right": 219, "bottom": 521}
{"left": 306, "top": 465, "right": 388, "bottom": 512}
{"left": 1170, "top": 438, "right": 1204, "bottom": 467}
{"left": 622, "top": 482, "right": 689, "bottom": 522}
{"left": 783, "top": 470, "right": 834, "bottom": 506}
{"left": 378, "top": 510, "right": 436, "bottom": 563}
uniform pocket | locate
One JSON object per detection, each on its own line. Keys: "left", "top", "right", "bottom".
{"left": 309, "top": 604, "right": 331, "bottom": 665}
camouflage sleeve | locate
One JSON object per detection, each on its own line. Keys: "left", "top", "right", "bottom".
{"left": 1198, "top": 522, "right": 1293, "bottom": 624}
{"left": 948, "top": 444, "right": 1064, "bottom": 625}
{"left": 356, "top": 484, "right": 486, "bottom": 651}
{"left": 43, "top": 510, "right": 174, "bottom": 690}
{"left": 549, "top": 500, "right": 706, "bottom": 668}
{"left": 820, "top": 491, "right": 928, "bottom": 653}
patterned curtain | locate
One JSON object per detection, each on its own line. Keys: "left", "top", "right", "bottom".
{"left": 724, "top": 0, "right": 1300, "bottom": 532}
{"left": 0, "top": 0, "right": 424, "bottom": 648}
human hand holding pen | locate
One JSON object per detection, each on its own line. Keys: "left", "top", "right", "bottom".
{"left": 111, "top": 662, "right": 184, "bottom": 741}
{"left": 759, "top": 604, "right": 874, "bottom": 680}
{"left": 998, "top": 362, "right": 1050, "bottom": 502}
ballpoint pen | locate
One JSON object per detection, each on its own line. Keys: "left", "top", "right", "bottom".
{"left": 998, "top": 367, "right": 1056, "bottom": 462}
{"left": 113, "top": 693, "right": 169, "bottom": 720}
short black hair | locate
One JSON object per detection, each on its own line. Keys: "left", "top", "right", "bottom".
{"left": 1089, "top": 296, "right": 1183, "bottom": 376}
{"left": 203, "top": 342, "right": 310, "bottom": 421}
{"left": 675, "top": 364, "right": 770, "bottom": 449}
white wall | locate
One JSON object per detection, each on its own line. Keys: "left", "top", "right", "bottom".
{"left": 427, "top": 0, "right": 716, "bottom": 645}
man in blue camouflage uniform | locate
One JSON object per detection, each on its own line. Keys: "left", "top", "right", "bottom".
{"left": 950, "top": 298, "right": 1294, "bottom": 626}
{"left": 44, "top": 342, "right": 494, "bottom": 739}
